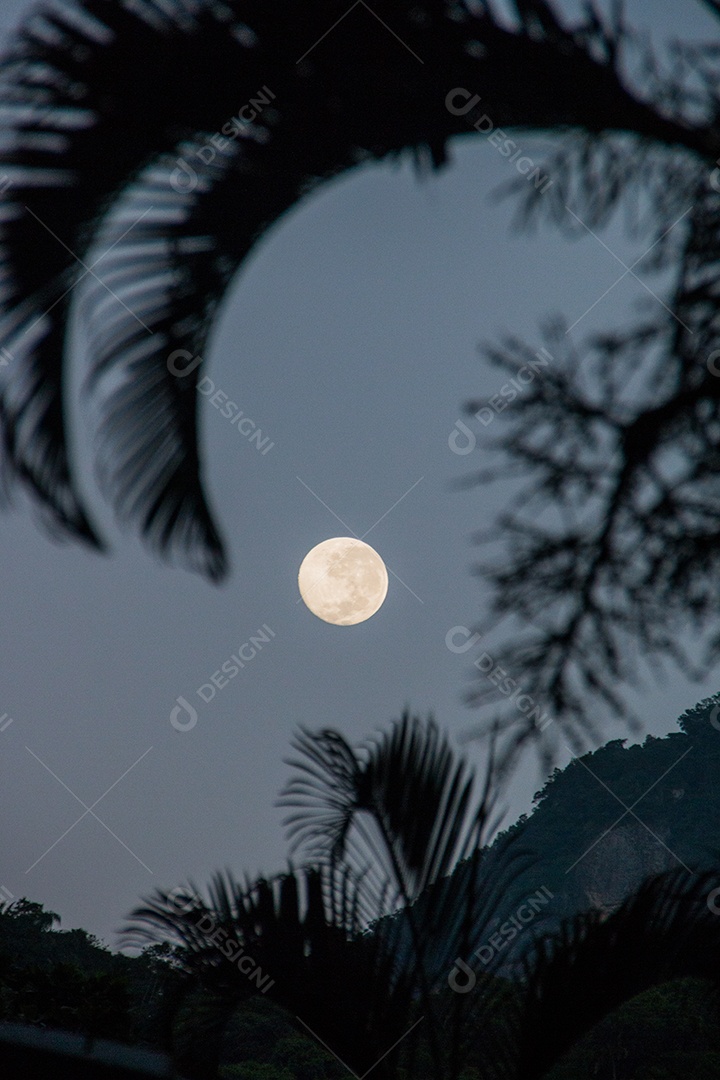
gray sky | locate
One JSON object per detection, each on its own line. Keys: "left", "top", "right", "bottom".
{"left": 0, "top": 0, "right": 717, "bottom": 944}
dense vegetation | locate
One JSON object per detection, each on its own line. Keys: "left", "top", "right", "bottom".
{"left": 473, "top": 693, "right": 720, "bottom": 948}
{"left": 3, "top": 898, "right": 720, "bottom": 1079}
{"left": 0, "top": 898, "right": 344, "bottom": 1076}
{"left": 3, "top": 696, "right": 720, "bottom": 1077}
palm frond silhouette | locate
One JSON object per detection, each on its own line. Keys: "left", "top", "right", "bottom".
{"left": 0, "top": 0, "right": 713, "bottom": 580}
{"left": 6, "top": 0, "right": 720, "bottom": 743}
{"left": 126, "top": 713, "right": 720, "bottom": 1080}
{"left": 127, "top": 713, "right": 518, "bottom": 1079}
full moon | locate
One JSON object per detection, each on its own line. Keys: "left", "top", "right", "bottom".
{"left": 298, "top": 537, "right": 389, "bottom": 625}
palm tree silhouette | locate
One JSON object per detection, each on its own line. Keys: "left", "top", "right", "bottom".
{"left": 125, "top": 712, "right": 720, "bottom": 1080}
{"left": 0, "top": 0, "right": 713, "bottom": 580}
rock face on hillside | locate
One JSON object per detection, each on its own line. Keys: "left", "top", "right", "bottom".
{"left": 438, "top": 696, "right": 720, "bottom": 976}
{"left": 574, "top": 820, "right": 677, "bottom": 917}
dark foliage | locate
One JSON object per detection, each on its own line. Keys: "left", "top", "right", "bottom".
{"left": 125, "top": 713, "right": 514, "bottom": 1080}
{"left": 456, "top": 6, "right": 720, "bottom": 757}
{"left": 123, "top": 710, "right": 720, "bottom": 1080}
{"left": 7, "top": 711, "right": 720, "bottom": 1076}
{"left": 544, "top": 977, "right": 720, "bottom": 1080}
{"left": 0, "top": 896, "right": 179, "bottom": 1043}
{"left": 457, "top": 693, "right": 720, "bottom": 948}
{"left": 0, "top": 0, "right": 714, "bottom": 598}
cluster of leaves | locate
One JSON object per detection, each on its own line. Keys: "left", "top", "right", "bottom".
{"left": 121, "top": 709, "right": 720, "bottom": 1080}
{"left": 7, "top": 894, "right": 720, "bottom": 1080}
{"left": 459, "top": 3, "right": 720, "bottom": 759}
{"left": 216, "top": 997, "right": 352, "bottom": 1080}
{"left": 7, "top": 705, "right": 720, "bottom": 1077}
{"left": 453, "top": 694, "right": 720, "bottom": 964}
{"left": 0, "top": 952, "right": 131, "bottom": 1038}
{"left": 545, "top": 978, "right": 720, "bottom": 1080}
{"left": 124, "top": 714, "right": 513, "bottom": 1080}
{"left": 0, "top": 897, "right": 180, "bottom": 1044}
{"left": 1, "top": 0, "right": 720, "bottom": 759}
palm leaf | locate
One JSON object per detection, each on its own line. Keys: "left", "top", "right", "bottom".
{"left": 0, "top": 0, "right": 314, "bottom": 577}
{"left": 279, "top": 712, "right": 537, "bottom": 1080}
{"left": 0, "top": 0, "right": 429, "bottom": 575}
{"left": 512, "top": 867, "right": 720, "bottom": 1079}
{"left": 0, "top": 0, "right": 710, "bottom": 577}
{"left": 280, "top": 711, "right": 499, "bottom": 895}
{"left": 124, "top": 864, "right": 418, "bottom": 1080}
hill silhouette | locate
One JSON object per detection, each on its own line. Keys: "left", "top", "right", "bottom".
{"left": 456, "top": 693, "right": 720, "bottom": 978}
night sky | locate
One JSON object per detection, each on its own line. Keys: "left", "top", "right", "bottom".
{"left": 0, "top": 0, "right": 716, "bottom": 944}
